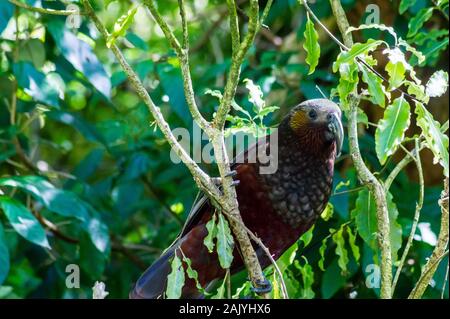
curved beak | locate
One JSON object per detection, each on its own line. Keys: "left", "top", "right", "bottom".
{"left": 328, "top": 113, "right": 344, "bottom": 157}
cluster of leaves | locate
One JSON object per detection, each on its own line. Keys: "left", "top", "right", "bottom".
{"left": 0, "top": 0, "right": 448, "bottom": 299}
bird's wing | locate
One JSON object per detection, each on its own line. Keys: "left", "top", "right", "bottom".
{"left": 175, "top": 135, "right": 270, "bottom": 241}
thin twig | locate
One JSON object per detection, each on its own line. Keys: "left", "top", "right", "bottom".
{"left": 392, "top": 139, "right": 424, "bottom": 293}
{"left": 409, "top": 178, "right": 449, "bottom": 298}
{"left": 8, "top": 0, "right": 84, "bottom": 16}
{"left": 328, "top": 0, "right": 393, "bottom": 298}
{"left": 222, "top": 210, "right": 289, "bottom": 299}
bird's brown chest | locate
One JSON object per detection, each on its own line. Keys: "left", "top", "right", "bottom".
{"left": 234, "top": 149, "right": 334, "bottom": 261}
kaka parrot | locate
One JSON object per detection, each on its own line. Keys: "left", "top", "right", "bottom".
{"left": 130, "top": 99, "right": 343, "bottom": 299}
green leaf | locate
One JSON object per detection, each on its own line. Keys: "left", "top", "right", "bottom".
{"left": 13, "top": 62, "right": 60, "bottom": 107}
{"left": 399, "top": 0, "right": 417, "bottom": 14}
{"left": 398, "top": 39, "right": 425, "bottom": 65}
{"left": 385, "top": 61, "right": 406, "bottom": 90}
{"left": 294, "top": 257, "right": 315, "bottom": 299}
{"left": 346, "top": 226, "right": 360, "bottom": 263}
{"left": 0, "top": 222, "right": 10, "bottom": 285}
{"left": 415, "top": 102, "right": 449, "bottom": 177}
{"left": 303, "top": 13, "right": 320, "bottom": 74}
{"left": 204, "top": 213, "right": 217, "bottom": 253}
{"left": 300, "top": 225, "right": 314, "bottom": 247}
{"left": 107, "top": 6, "right": 139, "bottom": 48}
{"left": 351, "top": 189, "right": 402, "bottom": 261}
{"left": 335, "top": 62, "right": 359, "bottom": 109}
{"left": 405, "top": 80, "right": 428, "bottom": 103}
{"left": 47, "top": 20, "right": 111, "bottom": 98}
{"left": 181, "top": 253, "right": 208, "bottom": 295}
{"left": 166, "top": 255, "right": 185, "bottom": 299}
{"left": 18, "top": 39, "right": 46, "bottom": 68}
{"left": 0, "top": 176, "right": 110, "bottom": 253}
{"left": 334, "top": 40, "right": 384, "bottom": 71}
{"left": 0, "top": 196, "right": 50, "bottom": 249}
{"left": 211, "top": 272, "right": 228, "bottom": 299}
{"left": 0, "top": 176, "right": 90, "bottom": 222}
{"left": 318, "top": 238, "right": 328, "bottom": 271}
{"left": 375, "top": 95, "right": 411, "bottom": 164}
{"left": 361, "top": 66, "right": 387, "bottom": 108}
{"left": 407, "top": 8, "right": 434, "bottom": 38}
{"left": 216, "top": 214, "right": 234, "bottom": 269}
{"left": 347, "top": 24, "right": 398, "bottom": 44}
{"left": 331, "top": 227, "right": 349, "bottom": 275}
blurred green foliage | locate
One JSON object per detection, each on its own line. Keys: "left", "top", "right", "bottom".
{"left": 0, "top": 0, "right": 448, "bottom": 299}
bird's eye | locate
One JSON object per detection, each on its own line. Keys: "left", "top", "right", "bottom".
{"left": 308, "top": 110, "right": 317, "bottom": 120}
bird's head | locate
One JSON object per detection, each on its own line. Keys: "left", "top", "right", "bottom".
{"left": 286, "top": 99, "right": 343, "bottom": 157}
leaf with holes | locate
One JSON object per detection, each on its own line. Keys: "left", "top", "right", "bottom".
{"left": 216, "top": 214, "right": 234, "bottom": 269}
{"left": 303, "top": 13, "right": 320, "bottom": 74}
{"left": 203, "top": 213, "right": 217, "bottom": 253}
{"left": 347, "top": 226, "right": 360, "bottom": 263}
{"left": 375, "top": 96, "right": 411, "bottom": 164}
{"left": 166, "top": 255, "right": 185, "bottom": 299}
{"left": 331, "top": 227, "right": 349, "bottom": 275}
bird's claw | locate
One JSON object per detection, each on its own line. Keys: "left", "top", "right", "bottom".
{"left": 251, "top": 278, "right": 272, "bottom": 295}
{"left": 212, "top": 170, "right": 240, "bottom": 188}
{"left": 225, "top": 170, "right": 238, "bottom": 178}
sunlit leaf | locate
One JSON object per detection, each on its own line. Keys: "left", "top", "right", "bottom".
{"left": 47, "top": 20, "right": 111, "bottom": 98}
{"left": 303, "top": 13, "right": 320, "bottom": 74}
{"left": 375, "top": 95, "right": 411, "bottom": 164}
{"left": 331, "top": 227, "right": 349, "bottom": 275}
{"left": 361, "top": 66, "right": 387, "bottom": 108}
{"left": 0, "top": 196, "right": 50, "bottom": 249}
{"left": 425, "top": 70, "right": 449, "bottom": 98}
{"left": 107, "top": 6, "right": 139, "bottom": 48}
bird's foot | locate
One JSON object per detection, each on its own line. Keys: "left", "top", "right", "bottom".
{"left": 251, "top": 278, "right": 272, "bottom": 295}
{"left": 212, "top": 170, "right": 240, "bottom": 188}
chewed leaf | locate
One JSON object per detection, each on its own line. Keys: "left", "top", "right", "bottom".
{"left": 303, "top": 13, "right": 320, "bottom": 74}
{"left": 166, "top": 255, "right": 185, "bottom": 299}
{"left": 203, "top": 213, "right": 217, "bottom": 253}
{"left": 216, "top": 214, "right": 234, "bottom": 269}
{"left": 107, "top": 6, "right": 139, "bottom": 48}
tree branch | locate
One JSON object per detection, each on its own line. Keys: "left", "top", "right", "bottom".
{"left": 83, "top": 0, "right": 274, "bottom": 298}
{"left": 213, "top": 0, "right": 260, "bottom": 129}
{"left": 327, "top": 0, "right": 393, "bottom": 299}
{"left": 8, "top": 0, "right": 84, "bottom": 16}
{"left": 144, "top": 0, "right": 210, "bottom": 132}
{"left": 409, "top": 178, "right": 449, "bottom": 298}
{"left": 82, "top": 0, "right": 219, "bottom": 200}
{"left": 392, "top": 139, "right": 424, "bottom": 293}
